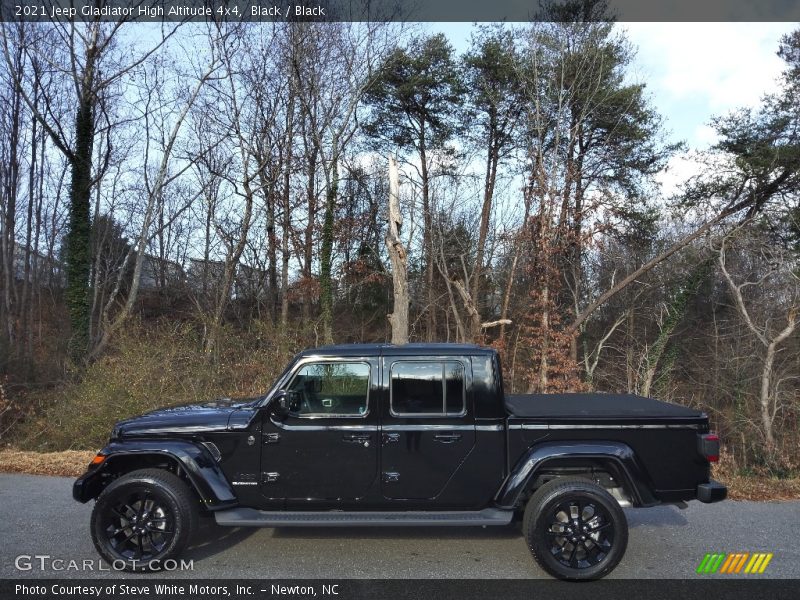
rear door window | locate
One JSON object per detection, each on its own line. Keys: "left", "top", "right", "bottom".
{"left": 390, "top": 361, "right": 465, "bottom": 417}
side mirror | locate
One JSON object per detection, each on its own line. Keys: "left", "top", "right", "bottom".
{"left": 270, "top": 390, "right": 298, "bottom": 418}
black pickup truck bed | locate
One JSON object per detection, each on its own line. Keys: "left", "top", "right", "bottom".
{"left": 505, "top": 393, "right": 704, "bottom": 420}
{"left": 503, "top": 392, "right": 712, "bottom": 508}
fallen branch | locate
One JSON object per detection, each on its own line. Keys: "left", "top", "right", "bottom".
{"left": 481, "top": 319, "right": 512, "bottom": 329}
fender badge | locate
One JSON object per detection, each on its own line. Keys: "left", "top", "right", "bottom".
{"left": 247, "top": 435, "right": 255, "bottom": 446}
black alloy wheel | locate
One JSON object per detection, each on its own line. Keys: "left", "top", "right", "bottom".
{"left": 545, "top": 497, "right": 615, "bottom": 568}
{"left": 523, "top": 477, "right": 628, "bottom": 580}
{"left": 101, "top": 490, "right": 175, "bottom": 561}
{"left": 90, "top": 468, "right": 198, "bottom": 572}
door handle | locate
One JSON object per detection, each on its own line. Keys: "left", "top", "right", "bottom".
{"left": 382, "top": 433, "right": 400, "bottom": 444}
{"left": 434, "top": 433, "right": 462, "bottom": 443}
{"left": 342, "top": 433, "right": 371, "bottom": 447}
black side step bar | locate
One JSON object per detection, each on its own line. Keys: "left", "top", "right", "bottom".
{"left": 214, "top": 507, "right": 514, "bottom": 527}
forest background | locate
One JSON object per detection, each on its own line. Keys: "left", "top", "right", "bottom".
{"left": 1, "top": 1, "right": 799, "bottom": 494}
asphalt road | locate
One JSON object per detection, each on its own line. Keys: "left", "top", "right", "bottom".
{"left": 1, "top": 474, "right": 798, "bottom": 579}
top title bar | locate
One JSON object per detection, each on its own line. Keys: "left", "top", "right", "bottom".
{"left": 2, "top": 0, "right": 800, "bottom": 22}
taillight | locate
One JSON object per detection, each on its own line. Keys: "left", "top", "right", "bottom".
{"left": 699, "top": 433, "right": 720, "bottom": 462}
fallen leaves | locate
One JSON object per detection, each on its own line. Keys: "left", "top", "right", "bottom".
{"left": 0, "top": 449, "right": 96, "bottom": 477}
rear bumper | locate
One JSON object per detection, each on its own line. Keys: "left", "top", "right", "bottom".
{"left": 697, "top": 479, "right": 727, "bottom": 503}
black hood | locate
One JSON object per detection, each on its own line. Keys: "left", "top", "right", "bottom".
{"left": 113, "top": 397, "right": 260, "bottom": 437}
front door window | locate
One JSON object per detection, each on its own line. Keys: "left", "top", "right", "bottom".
{"left": 287, "top": 362, "right": 370, "bottom": 417}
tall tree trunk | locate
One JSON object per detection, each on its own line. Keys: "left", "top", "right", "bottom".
{"left": 280, "top": 81, "right": 295, "bottom": 329}
{"left": 88, "top": 158, "right": 104, "bottom": 347}
{"left": 498, "top": 251, "right": 518, "bottom": 341}
{"left": 472, "top": 119, "right": 500, "bottom": 308}
{"left": 20, "top": 85, "right": 38, "bottom": 364}
{"left": 452, "top": 279, "right": 481, "bottom": 342}
{"left": 302, "top": 143, "right": 317, "bottom": 319}
{"left": 626, "top": 310, "right": 636, "bottom": 393}
{"left": 266, "top": 175, "right": 278, "bottom": 324}
{"left": 204, "top": 187, "right": 255, "bottom": 361}
{"left": 319, "top": 155, "right": 338, "bottom": 344}
{"left": 65, "top": 64, "right": 96, "bottom": 361}
{"left": 2, "top": 57, "right": 22, "bottom": 348}
{"left": 532, "top": 282, "right": 550, "bottom": 393}
{"left": 385, "top": 157, "right": 408, "bottom": 344}
{"left": 761, "top": 342, "right": 779, "bottom": 448}
{"left": 202, "top": 189, "right": 213, "bottom": 302}
{"left": 499, "top": 185, "right": 533, "bottom": 342}
{"left": 28, "top": 124, "right": 45, "bottom": 358}
{"left": 419, "top": 131, "right": 435, "bottom": 341}
{"left": 280, "top": 167, "right": 292, "bottom": 329}
{"left": 281, "top": 187, "right": 290, "bottom": 328}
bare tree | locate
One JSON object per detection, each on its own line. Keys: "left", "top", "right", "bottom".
{"left": 290, "top": 22, "right": 398, "bottom": 343}
{"left": 0, "top": 22, "right": 24, "bottom": 351}
{"left": 89, "top": 32, "right": 222, "bottom": 359}
{"left": 2, "top": 15, "right": 181, "bottom": 360}
{"left": 716, "top": 229, "right": 799, "bottom": 449}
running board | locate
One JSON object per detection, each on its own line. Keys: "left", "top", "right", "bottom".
{"left": 214, "top": 507, "right": 514, "bottom": 527}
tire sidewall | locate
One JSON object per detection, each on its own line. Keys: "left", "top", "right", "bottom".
{"left": 91, "top": 473, "right": 191, "bottom": 572}
{"left": 526, "top": 481, "right": 628, "bottom": 580}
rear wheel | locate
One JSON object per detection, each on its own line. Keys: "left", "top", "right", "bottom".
{"left": 522, "top": 477, "right": 628, "bottom": 580}
{"left": 90, "top": 468, "right": 198, "bottom": 572}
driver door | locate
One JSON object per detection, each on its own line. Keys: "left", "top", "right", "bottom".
{"left": 260, "top": 358, "right": 379, "bottom": 505}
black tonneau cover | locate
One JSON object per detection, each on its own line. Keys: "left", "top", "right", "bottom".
{"left": 505, "top": 393, "right": 704, "bottom": 420}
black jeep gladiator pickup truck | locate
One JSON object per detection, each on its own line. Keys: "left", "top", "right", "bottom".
{"left": 74, "top": 343, "right": 726, "bottom": 580}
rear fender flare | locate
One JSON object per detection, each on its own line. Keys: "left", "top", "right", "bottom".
{"left": 494, "top": 440, "right": 657, "bottom": 509}
{"left": 72, "top": 439, "right": 237, "bottom": 510}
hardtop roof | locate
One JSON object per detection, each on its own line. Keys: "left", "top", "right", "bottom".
{"left": 296, "top": 343, "right": 496, "bottom": 358}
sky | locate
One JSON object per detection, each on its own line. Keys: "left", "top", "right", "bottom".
{"left": 433, "top": 22, "right": 797, "bottom": 195}
{"left": 624, "top": 22, "right": 796, "bottom": 194}
{"left": 622, "top": 23, "right": 795, "bottom": 148}
{"left": 435, "top": 22, "right": 794, "bottom": 148}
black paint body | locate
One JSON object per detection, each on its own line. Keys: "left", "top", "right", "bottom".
{"left": 74, "top": 344, "right": 722, "bottom": 512}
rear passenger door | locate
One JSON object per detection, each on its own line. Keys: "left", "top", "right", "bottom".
{"left": 380, "top": 357, "right": 475, "bottom": 500}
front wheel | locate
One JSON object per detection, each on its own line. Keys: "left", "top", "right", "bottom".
{"left": 90, "top": 468, "right": 198, "bottom": 572}
{"left": 522, "top": 477, "right": 628, "bottom": 580}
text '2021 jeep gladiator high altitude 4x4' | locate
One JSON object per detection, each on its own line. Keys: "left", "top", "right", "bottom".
{"left": 73, "top": 343, "right": 726, "bottom": 580}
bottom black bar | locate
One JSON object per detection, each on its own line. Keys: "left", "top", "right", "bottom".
{"left": 1, "top": 579, "right": 798, "bottom": 600}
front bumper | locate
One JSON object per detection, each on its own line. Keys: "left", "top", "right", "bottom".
{"left": 72, "top": 472, "right": 92, "bottom": 502}
{"left": 73, "top": 468, "right": 106, "bottom": 503}
{"left": 697, "top": 479, "right": 727, "bottom": 503}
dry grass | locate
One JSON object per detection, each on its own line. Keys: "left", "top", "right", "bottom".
{"left": 0, "top": 448, "right": 798, "bottom": 501}
{"left": 715, "top": 472, "right": 800, "bottom": 501}
{"left": 710, "top": 448, "right": 800, "bottom": 501}
{"left": 9, "top": 321, "right": 299, "bottom": 452}
{"left": 0, "top": 449, "right": 96, "bottom": 477}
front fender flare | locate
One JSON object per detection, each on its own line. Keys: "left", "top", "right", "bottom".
{"left": 72, "top": 439, "right": 238, "bottom": 510}
{"left": 494, "top": 440, "right": 658, "bottom": 509}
